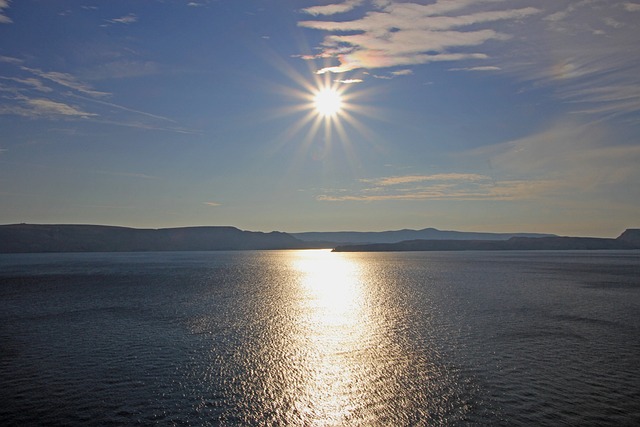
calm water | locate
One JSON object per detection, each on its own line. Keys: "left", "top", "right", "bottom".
{"left": 0, "top": 250, "right": 639, "bottom": 426}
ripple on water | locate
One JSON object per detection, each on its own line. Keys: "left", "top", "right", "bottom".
{"left": 0, "top": 250, "right": 639, "bottom": 425}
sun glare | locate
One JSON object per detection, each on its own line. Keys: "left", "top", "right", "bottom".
{"left": 270, "top": 65, "right": 378, "bottom": 170}
{"left": 314, "top": 88, "right": 343, "bottom": 117}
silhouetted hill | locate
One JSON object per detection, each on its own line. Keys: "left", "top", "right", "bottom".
{"left": 333, "top": 231, "right": 640, "bottom": 252}
{"left": 2, "top": 224, "right": 637, "bottom": 254}
{"left": 292, "top": 227, "right": 554, "bottom": 245}
{"left": 0, "top": 224, "right": 311, "bottom": 253}
{"left": 618, "top": 229, "right": 640, "bottom": 246}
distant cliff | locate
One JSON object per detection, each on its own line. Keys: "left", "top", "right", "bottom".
{"left": 2, "top": 224, "right": 637, "bottom": 254}
{"left": 292, "top": 227, "right": 555, "bottom": 245}
{"left": 333, "top": 230, "right": 640, "bottom": 252}
{"left": 617, "top": 229, "right": 640, "bottom": 246}
{"left": 0, "top": 224, "right": 311, "bottom": 253}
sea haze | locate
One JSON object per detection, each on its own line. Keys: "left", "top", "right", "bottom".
{"left": 1, "top": 250, "right": 639, "bottom": 425}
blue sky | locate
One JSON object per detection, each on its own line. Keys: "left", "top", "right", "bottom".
{"left": 1, "top": 0, "right": 639, "bottom": 236}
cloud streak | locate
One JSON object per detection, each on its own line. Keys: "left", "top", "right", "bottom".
{"left": 0, "top": 61, "right": 109, "bottom": 119}
{"left": 450, "top": 66, "right": 501, "bottom": 72}
{"left": 391, "top": 69, "right": 413, "bottom": 76}
{"left": 317, "top": 172, "right": 546, "bottom": 202}
{"left": 317, "top": 178, "right": 554, "bottom": 202}
{"left": 0, "top": 76, "right": 52, "bottom": 92}
{"left": 300, "top": 1, "right": 640, "bottom": 119}
{"left": 0, "top": 96, "right": 95, "bottom": 118}
{"left": 317, "top": 119, "right": 640, "bottom": 206}
{"left": 22, "top": 67, "right": 109, "bottom": 98}
{"left": 0, "top": 0, "right": 11, "bottom": 24}
{"left": 299, "top": 1, "right": 541, "bottom": 74}
{"left": 0, "top": 58, "right": 194, "bottom": 132}
{"left": 362, "top": 173, "right": 488, "bottom": 186}
{"left": 491, "top": 0, "right": 640, "bottom": 118}
{"left": 335, "top": 78, "right": 363, "bottom": 84}
{"left": 95, "top": 171, "right": 159, "bottom": 180}
{"left": 466, "top": 120, "right": 640, "bottom": 210}
{"left": 624, "top": 3, "right": 640, "bottom": 12}
{"left": 24, "top": 98, "right": 95, "bottom": 117}
{"left": 301, "top": 0, "right": 364, "bottom": 16}
{"left": 106, "top": 14, "right": 138, "bottom": 25}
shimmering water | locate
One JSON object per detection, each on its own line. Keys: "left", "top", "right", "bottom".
{"left": 1, "top": 250, "right": 639, "bottom": 426}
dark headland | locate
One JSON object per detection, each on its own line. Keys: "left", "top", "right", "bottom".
{"left": 333, "top": 229, "right": 640, "bottom": 252}
{"left": 0, "top": 224, "right": 310, "bottom": 253}
{"left": 0, "top": 224, "right": 638, "bottom": 253}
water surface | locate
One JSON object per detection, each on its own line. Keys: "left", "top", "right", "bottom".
{"left": 1, "top": 250, "right": 639, "bottom": 425}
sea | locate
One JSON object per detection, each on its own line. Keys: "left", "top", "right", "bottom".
{"left": 0, "top": 250, "right": 639, "bottom": 426}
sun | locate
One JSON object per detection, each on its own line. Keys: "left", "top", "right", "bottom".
{"left": 314, "top": 88, "right": 343, "bottom": 117}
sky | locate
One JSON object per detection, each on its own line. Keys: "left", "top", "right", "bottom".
{"left": 1, "top": 0, "right": 639, "bottom": 237}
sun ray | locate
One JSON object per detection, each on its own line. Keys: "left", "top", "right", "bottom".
{"left": 257, "top": 49, "right": 390, "bottom": 178}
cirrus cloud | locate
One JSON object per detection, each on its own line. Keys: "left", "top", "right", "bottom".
{"left": 106, "top": 13, "right": 138, "bottom": 25}
{"left": 316, "top": 172, "right": 533, "bottom": 202}
{"left": 299, "top": 1, "right": 541, "bottom": 74}
{"left": 300, "top": 1, "right": 640, "bottom": 119}
{"left": 301, "top": 0, "right": 364, "bottom": 16}
{"left": 623, "top": 3, "right": 640, "bottom": 11}
{"left": 0, "top": 0, "right": 11, "bottom": 24}
{"left": 2, "top": 97, "right": 96, "bottom": 118}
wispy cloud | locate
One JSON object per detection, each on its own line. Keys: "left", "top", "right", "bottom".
{"left": 302, "top": 0, "right": 364, "bottom": 16}
{"left": 493, "top": 1, "right": 640, "bottom": 118}
{"left": 0, "top": 76, "right": 52, "bottom": 92}
{"left": 300, "top": 1, "right": 640, "bottom": 119}
{"left": 335, "top": 78, "right": 363, "bottom": 84}
{"left": 106, "top": 13, "right": 138, "bottom": 25}
{"left": 82, "top": 60, "right": 161, "bottom": 80}
{"left": 623, "top": 3, "right": 640, "bottom": 12}
{"left": 28, "top": 98, "right": 95, "bottom": 117}
{"left": 299, "top": 1, "right": 541, "bottom": 74}
{"left": 203, "top": 201, "right": 222, "bottom": 207}
{"left": 0, "top": 55, "right": 21, "bottom": 64}
{"left": 468, "top": 120, "right": 640, "bottom": 203}
{"left": 317, "top": 118, "right": 640, "bottom": 206}
{"left": 449, "top": 66, "right": 501, "bottom": 72}
{"left": 68, "top": 92, "right": 176, "bottom": 123}
{"left": 0, "top": 0, "right": 12, "bottom": 24}
{"left": 317, "top": 178, "right": 552, "bottom": 202}
{"left": 0, "top": 58, "right": 195, "bottom": 132}
{"left": 362, "top": 173, "right": 488, "bottom": 186}
{"left": 1, "top": 97, "right": 95, "bottom": 118}
{"left": 391, "top": 69, "right": 413, "bottom": 76}
{"left": 22, "top": 67, "right": 109, "bottom": 97}
{"left": 0, "top": 61, "right": 107, "bottom": 119}
{"left": 95, "top": 171, "right": 159, "bottom": 180}
{"left": 317, "top": 172, "right": 534, "bottom": 202}
{"left": 77, "top": 204, "right": 135, "bottom": 210}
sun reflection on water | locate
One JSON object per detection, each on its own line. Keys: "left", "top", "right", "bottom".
{"left": 295, "top": 249, "right": 363, "bottom": 327}
{"left": 203, "top": 251, "right": 471, "bottom": 425}
{"left": 290, "top": 249, "right": 371, "bottom": 425}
